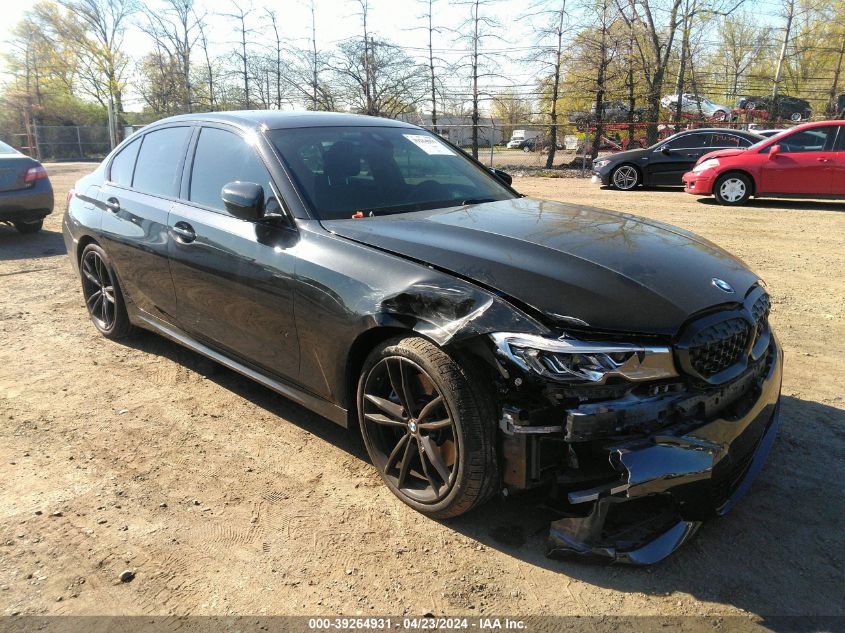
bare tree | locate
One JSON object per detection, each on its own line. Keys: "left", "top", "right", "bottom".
{"left": 617, "top": 0, "right": 683, "bottom": 143}
{"left": 265, "top": 8, "right": 284, "bottom": 109}
{"left": 413, "top": 0, "right": 449, "bottom": 134}
{"left": 589, "top": 0, "right": 620, "bottom": 161}
{"left": 140, "top": 0, "right": 198, "bottom": 113}
{"left": 528, "top": 0, "right": 570, "bottom": 167}
{"left": 195, "top": 12, "right": 216, "bottom": 110}
{"left": 223, "top": 1, "right": 254, "bottom": 108}
{"left": 330, "top": 38, "right": 428, "bottom": 118}
{"left": 284, "top": 3, "right": 335, "bottom": 113}
{"left": 60, "top": 0, "right": 137, "bottom": 140}
{"left": 457, "top": 0, "right": 503, "bottom": 159}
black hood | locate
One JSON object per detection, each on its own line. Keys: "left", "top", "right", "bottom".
{"left": 323, "top": 199, "right": 760, "bottom": 336}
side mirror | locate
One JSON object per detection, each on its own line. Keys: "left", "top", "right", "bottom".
{"left": 490, "top": 168, "right": 513, "bottom": 186}
{"left": 661, "top": 146, "right": 672, "bottom": 155}
{"left": 221, "top": 181, "right": 264, "bottom": 221}
{"left": 768, "top": 144, "right": 781, "bottom": 159}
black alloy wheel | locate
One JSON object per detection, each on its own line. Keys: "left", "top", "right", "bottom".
{"left": 358, "top": 337, "right": 498, "bottom": 518}
{"left": 79, "top": 244, "right": 134, "bottom": 339}
{"left": 362, "top": 356, "right": 458, "bottom": 503}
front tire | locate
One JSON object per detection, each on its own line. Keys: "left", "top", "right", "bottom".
{"left": 714, "top": 173, "right": 752, "bottom": 206}
{"left": 610, "top": 164, "right": 640, "bottom": 190}
{"left": 79, "top": 243, "right": 135, "bottom": 339}
{"left": 357, "top": 336, "right": 498, "bottom": 519}
{"left": 14, "top": 219, "right": 43, "bottom": 234}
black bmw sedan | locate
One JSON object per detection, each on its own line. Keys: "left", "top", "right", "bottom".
{"left": 592, "top": 127, "right": 763, "bottom": 190}
{"left": 63, "top": 112, "right": 782, "bottom": 564}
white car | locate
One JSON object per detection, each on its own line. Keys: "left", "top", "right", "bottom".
{"left": 661, "top": 94, "right": 731, "bottom": 121}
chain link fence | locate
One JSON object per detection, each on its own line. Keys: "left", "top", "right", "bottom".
{"left": 11, "top": 125, "right": 146, "bottom": 161}
{"left": 424, "top": 123, "right": 587, "bottom": 171}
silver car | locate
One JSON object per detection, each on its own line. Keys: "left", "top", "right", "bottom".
{"left": 661, "top": 93, "right": 731, "bottom": 121}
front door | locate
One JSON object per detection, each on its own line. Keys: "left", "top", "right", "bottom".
{"left": 759, "top": 125, "right": 837, "bottom": 195}
{"left": 167, "top": 125, "right": 301, "bottom": 381}
{"left": 99, "top": 126, "right": 192, "bottom": 321}
{"left": 648, "top": 132, "right": 711, "bottom": 185}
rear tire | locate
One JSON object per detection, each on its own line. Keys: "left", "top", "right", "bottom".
{"left": 14, "top": 220, "right": 43, "bottom": 234}
{"left": 79, "top": 243, "right": 135, "bottom": 339}
{"left": 714, "top": 173, "right": 752, "bottom": 206}
{"left": 357, "top": 336, "right": 499, "bottom": 519}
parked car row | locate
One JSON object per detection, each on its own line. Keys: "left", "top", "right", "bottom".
{"left": 569, "top": 93, "right": 817, "bottom": 131}
{"left": 592, "top": 119, "right": 845, "bottom": 205}
{"left": 591, "top": 128, "right": 764, "bottom": 189}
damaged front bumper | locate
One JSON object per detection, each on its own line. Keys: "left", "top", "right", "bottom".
{"left": 545, "top": 341, "right": 783, "bottom": 564}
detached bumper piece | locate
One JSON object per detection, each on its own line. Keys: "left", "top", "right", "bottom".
{"left": 546, "top": 343, "right": 782, "bottom": 565}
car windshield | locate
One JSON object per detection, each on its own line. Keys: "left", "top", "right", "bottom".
{"left": 0, "top": 140, "right": 20, "bottom": 155}
{"left": 267, "top": 126, "right": 516, "bottom": 220}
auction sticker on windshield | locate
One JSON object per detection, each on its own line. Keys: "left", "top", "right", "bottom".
{"left": 403, "top": 134, "right": 455, "bottom": 155}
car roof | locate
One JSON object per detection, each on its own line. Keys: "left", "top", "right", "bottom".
{"left": 675, "top": 128, "right": 761, "bottom": 136}
{"left": 788, "top": 119, "right": 844, "bottom": 130}
{"left": 146, "top": 110, "right": 421, "bottom": 132}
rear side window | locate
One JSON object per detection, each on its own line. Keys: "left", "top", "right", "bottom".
{"left": 132, "top": 127, "right": 191, "bottom": 197}
{"left": 189, "top": 127, "right": 273, "bottom": 213}
{"left": 109, "top": 137, "right": 141, "bottom": 186}
{"left": 710, "top": 133, "right": 749, "bottom": 148}
{"left": 664, "top": 133, "right": 706, "bottom": 149}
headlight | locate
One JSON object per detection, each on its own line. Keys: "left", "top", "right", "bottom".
{"left": 693, "top": 158, "right": 720, "bottom": 173}
{"left": 490, "top": 332, "right": 677, "bottom": 384}
{"left": 593, "top": 159, "right": 611, "bottom": 170}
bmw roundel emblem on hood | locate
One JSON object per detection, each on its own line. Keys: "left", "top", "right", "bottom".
{"left": 711, "top": 278, "right": 734, "bottom": 293}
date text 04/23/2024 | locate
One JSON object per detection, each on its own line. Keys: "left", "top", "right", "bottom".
{"left": 307, "top": 618, "right": 527, "bottom": 630}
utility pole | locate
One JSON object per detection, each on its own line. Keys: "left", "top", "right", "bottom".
{"left": 673, "top": 0, "right": 693, "bottom": 130}
{"left": 772, "top": 0, "right": 795, "bottom": 121}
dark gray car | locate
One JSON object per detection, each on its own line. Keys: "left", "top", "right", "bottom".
{"left": 0, "top": 141, "right": 54, "bottom": 233}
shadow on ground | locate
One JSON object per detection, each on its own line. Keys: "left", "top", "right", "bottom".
{"left": 0, "top": 227, "right": 67, "bottom": 262}
{"left": 118, "top": 328, "right": 845, "bottom": 620}
{"left": 698, "top": 197, "right": 845, "bottom": 212}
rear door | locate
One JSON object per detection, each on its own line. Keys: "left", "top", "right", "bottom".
{"left": 167, "top": 124, "right": 300, "bottom": 381}
{"left": 99, "top": 126, "right": 191, "bottom": 321}
{"left": 758, "top": 125, "right": 837, "bottom": 195}
{"left": 648, "top": 132, "right": 710, "bottom": 185}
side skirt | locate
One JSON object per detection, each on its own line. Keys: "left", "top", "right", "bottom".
{"left": 133, "top": 311, "right": 349, "bottom": 427}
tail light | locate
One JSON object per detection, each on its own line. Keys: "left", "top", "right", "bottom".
{"left": 67, "top": 188, "right": 76, "bottom": 206}
{"left": 24, "top": 165, "right": 48, "bottom": 184}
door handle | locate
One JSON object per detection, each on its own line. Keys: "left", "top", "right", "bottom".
{"left": 104, "top": 197, "right": 120, "bottom": 213}
{"left": 171, "top": 221, "right": 196, "bottom": 243}
{"left": 817, "top": 158, "right": 832, "bottom": 163}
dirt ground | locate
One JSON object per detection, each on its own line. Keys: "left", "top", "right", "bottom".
{"left": 1, "top": 163, "right": 843, "bottom": 621}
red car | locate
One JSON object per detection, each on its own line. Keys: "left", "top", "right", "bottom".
{"left": 683, "top": 120, "right": 845, "bottom": 205}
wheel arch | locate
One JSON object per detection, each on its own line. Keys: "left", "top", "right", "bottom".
{"left": 716, "top": 169, "right": 757, "bottom": 196}
{"left": 76, "top": 234, "right": 100, "bottom": 265}
{"left": 342, "top": 323, "right": 502, "bottom": 430}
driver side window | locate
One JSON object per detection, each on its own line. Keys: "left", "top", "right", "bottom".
{"left": 776, "top": 126, "right": 836, "bottom": 154}
{"left": 189, "top": 127, "right": 275, "bottom": 213}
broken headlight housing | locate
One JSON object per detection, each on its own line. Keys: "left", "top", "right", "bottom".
{"left": 490, "top": 332, "right": 678, "bottom": 384}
